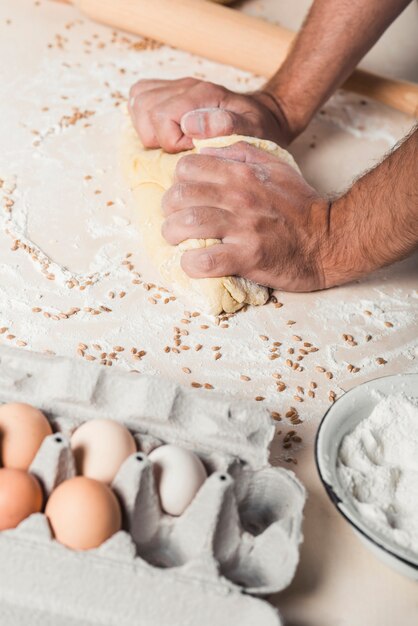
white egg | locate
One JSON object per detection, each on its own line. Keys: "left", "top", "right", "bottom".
{"left": 148, "top": 444, "right": 207, "bottom": 516}
{"left": 71, "top": 418, "right": 137, "bottom": 484}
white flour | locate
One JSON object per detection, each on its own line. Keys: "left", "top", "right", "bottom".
{"left": 337, "top": 395, "right": 418, "bottom": 557}
{"left": 0, "top": 0, "right": 417, "bottom": 467}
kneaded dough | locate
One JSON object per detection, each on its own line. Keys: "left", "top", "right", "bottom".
{"left": 123, "top": 125, "right": 300, "bottom": 316}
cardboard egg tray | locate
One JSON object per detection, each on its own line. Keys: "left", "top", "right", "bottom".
{"left": 0, "top": 345, "right": 305, "bottom": 626}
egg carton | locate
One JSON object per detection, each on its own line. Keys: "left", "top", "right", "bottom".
{"left": 0, "top": 345, "right": 305, "bottom": 626}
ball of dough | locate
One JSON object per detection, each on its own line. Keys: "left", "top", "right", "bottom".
{"left": 124, "top": 130, "right": 299, "bottom": 315}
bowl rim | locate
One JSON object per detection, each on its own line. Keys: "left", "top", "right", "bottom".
{"left": 314, "top": 372, "right": 418, "bottom": 571}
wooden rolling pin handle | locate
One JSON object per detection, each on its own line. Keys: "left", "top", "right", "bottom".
{"left": 344, "top": 70, "right": 418, "bottom": 118}
{"left": 57, "top": 0, "right": 418, "bottom": 117}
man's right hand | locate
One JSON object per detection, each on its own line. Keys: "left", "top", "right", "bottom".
{"left": 128, "top": 77, "right": 294, "bottom": 153}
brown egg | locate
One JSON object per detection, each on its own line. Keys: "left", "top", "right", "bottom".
{"left": 45, "top": 476, "right": 122, "bottom": 550}
{"left": 0, "top": 402, "right": 52, "bottom": 470}
{"left": 0, "top": 468, "right": 43, "bottom": 530}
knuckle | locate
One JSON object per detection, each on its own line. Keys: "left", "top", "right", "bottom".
{"left": 135, "top": 78, "right": 151, "bottom": 88}
{"left": 184, "top": 207, "right": 202, "bottom": 227}
{"left": 138, "top": 126, "right": 156, "bottom": 148}
{"left": 218, "top": 110, "right": 235, "bottom": 134}
{"left": 235, "top": 141, "right": 260, "bottom": 160}
{"left": 160, "top": 137, "right": 178, "bottom": 153}
{"left": 161, "top": 218, "right": 177, "bottom": 245}
{"left": 251, "top": 237, "right": 264, "bottom": 262}
{"left": 175, "top": 154, "right": 195, "bottom": 179}
{"left": 233, "top": 188, "right": 255, "bottom": 208}
{"left": 156, "top": 125, "right": 183, "bottom": 153}
{"left": 134, "top": 92, "right": 155, "bottom": 114}
{"left": 156, "top": 129, "right": 181, "bottom": 153}
{"left": 129, "top": 80, "right": 145, "bottom": 97}
{"left": 242, "top": 241, "right": 257, "bottom": 271}
{"left": 251, "top": 163, "right": 270, "bottom": 183}
{"left": 195, "top": 80, "right": 225, "bottom": 96}
{"left": 148, "top": 107, "right": 163, "bottom": 126}
{"left": 212, "top": 83, "right": 227, "bottom": 97}
{"left": 141, "top": 136, "right": 154, "bottom": 148}
{"left": 197, "top": 251, "right": 218, "bottom": 273}
{"left": 242, "top": 211, "right": 258, "bottom": 232}
{"left": 169, "top": 182, "right": 188, "bottom": 205}
{"left": 141, "top": 137, "right": 155, "bottom": 148}
{"left": 249, "top": 236, "right": 266, "bottom": 268}
{"left": 181, "top": 77, "right": 198, "bottom": 87}
{"left": 244, "top": 190, "right": 258, "bottom": 208}
{"left": 238, "top": 162, "right": 269, "bottom": 186}
{"left": 173, "top": 182, "right": 186, "bottom": 202}
{"left": 235, "top": 140, "right": 250, "bottom": 152}
{"left": 235, "top": 162, "right": 252, "bottom": 180}
{"left": 161, "top": 185, "right": 182, "bottom": 212}
{"left": 229, "top": 189, "right": 243, "bottom": 208}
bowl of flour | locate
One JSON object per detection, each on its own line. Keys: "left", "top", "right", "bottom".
{"left": 315, "top": 373, "right": 418, "bottom": 580}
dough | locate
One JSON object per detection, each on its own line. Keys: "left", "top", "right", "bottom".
{"left": 123, "top": 125, "right": 300, "bottom": 316}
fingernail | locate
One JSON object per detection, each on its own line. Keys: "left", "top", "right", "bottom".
{"left": 181, "top": 110, "right": 205, "bottom": 136}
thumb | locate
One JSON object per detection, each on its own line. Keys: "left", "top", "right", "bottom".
{"left": 180, "top": 107, "right": 251, "bottom": 139}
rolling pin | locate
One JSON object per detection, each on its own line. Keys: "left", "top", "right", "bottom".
{"left": 56, "top": 0, "right": 418, "bottom": 117}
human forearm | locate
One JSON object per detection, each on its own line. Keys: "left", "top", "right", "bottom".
{"left": 322, "top": 128, "right": 418, "bottom": 286}
{"left": 263, "top": 0, "right": 412, "bottom": 138}
{"left": 161, "top": 129, "right": 417, "bottom": 293}
{"left": 130, "top": 0, "right": 411, "bottom": 151}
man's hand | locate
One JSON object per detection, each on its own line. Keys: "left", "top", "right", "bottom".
{"left": 160, "top": 130, "right": 417, "bottom": 293}
{"left": 161, "top": 141, "right": 330, "bottom": 292}
{"left": 128, "top": 78, "right": 293, "bottom": 153}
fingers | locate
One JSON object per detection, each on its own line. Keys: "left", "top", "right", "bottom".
{"left": 173, "top": 153, "right": 240, "bottom": 185}
{"left": 200, "top": 141, "right": 280, "bottom": 165}
{"left": 129, "top": 79, "right": 197, "bottom": 151}
{"left": 129, "top": 80, "right": 166, "bottom": 107}
{"left": 198, "top": 141, "right": 299, "bottom": 188}
{"left": 149, "top": 95, "right": 198, "bottom": 153}
{"left": 130, "top": 88, "right": 191, "bottom": 151}
{"left": 173, "top": 150, "right": 272, "bottom": 188}
{"left": 180, "top": 243, "right": 242, "bottom": 279}
{"left": 180, "top": 108, "right": 254, "bottom": 139}
{"left": 128, "top": 78, "right": 293, "bottom": 156}
{"left": 129, "top": 91, "right": 159, "bottom": 148}
{"left": 162, "top": 207, "right": 231, "bottom": 245}
{"left": 128, "top": 78, "right": 228, "bottom": 153}
{"left": 151, "top": 104, "right": 188, "bottom": 153}
{"left": 129, "top": 77, "right": 197, "bottom": 104}
{"left": 162, "top": 182, "right": 235, "bottom": 216}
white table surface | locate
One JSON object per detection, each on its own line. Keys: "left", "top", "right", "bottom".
{"left": 0, "top": 1, "right": 417, "bottom": 624}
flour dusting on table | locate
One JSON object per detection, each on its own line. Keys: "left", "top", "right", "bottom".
{"left": 0, "top": 1, "right": 417, "bottom": 467}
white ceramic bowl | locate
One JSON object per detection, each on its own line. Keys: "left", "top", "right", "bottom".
{"left": 315, "top": 373, "right": 418, "bottom": 580}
